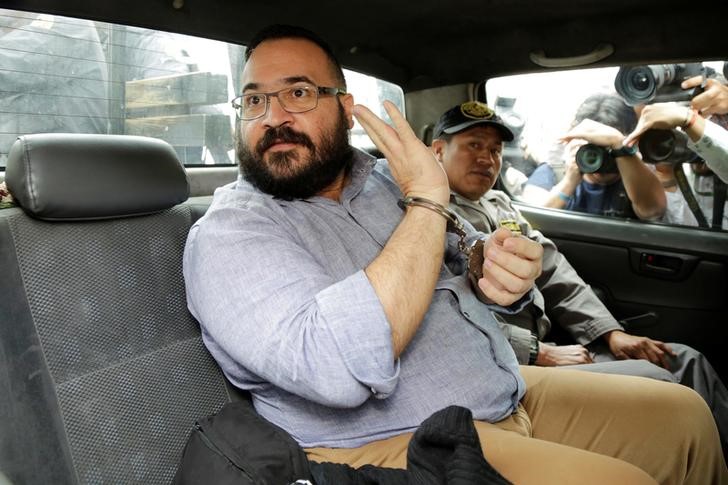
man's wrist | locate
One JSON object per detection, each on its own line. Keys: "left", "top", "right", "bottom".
{"left": 403, "top": 189, "right": 450, "bottom": 207}
{"left": 602, "top": 329, "right": 623, "bottom": 345}
{"left": 552, "top": 183, "right": 576, "bottom": 201}
{"left": 556, "top": 191, "right": 572, "bottom": 203}
{"left": 682, "top": 108, "right": 699, "bottom": 130}
{"left": 398, "top": 196, "right": 454, "bottom": 223}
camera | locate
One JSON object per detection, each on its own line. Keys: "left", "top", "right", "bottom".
{"left": 575, "top": 144, "right": 619, "bottom": 174}
{"left": 638, "top": 129, "right": 700, "bottom": 165}
{"left": 614, "top": 63, "right": 707, "bottom": 106}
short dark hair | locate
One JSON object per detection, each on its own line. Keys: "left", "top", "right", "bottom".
{"left": 245, "top": 24, "right": 346, "bottom": 89}
{"left": 572, "top": 93, "right": 637, "bottom": 135}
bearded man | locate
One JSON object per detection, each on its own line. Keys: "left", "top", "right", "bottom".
{"left": 183, "top": 24, "right": 727, "bottom": 484}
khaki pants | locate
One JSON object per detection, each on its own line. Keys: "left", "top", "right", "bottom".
{"left": 306, "top": 366, "right": 728, "bottom": 485}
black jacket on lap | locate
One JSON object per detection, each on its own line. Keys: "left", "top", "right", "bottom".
{"left": 175, "top": 401, "right": 510, "bottom": 485}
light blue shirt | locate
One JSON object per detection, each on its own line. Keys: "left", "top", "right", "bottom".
{"left": 183, "top": 149, "right": 527, "bottom": 448}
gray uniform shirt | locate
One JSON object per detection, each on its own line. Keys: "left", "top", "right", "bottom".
{"left": 184, "top": 150, "right": 527, "bottom": 448}
{"left": 449, "top": 190, "right": 623, "bottom": 364}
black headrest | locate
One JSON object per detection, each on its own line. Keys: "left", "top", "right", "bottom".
{"left": 5, "top": 134, "right": 189, "bottom": 221}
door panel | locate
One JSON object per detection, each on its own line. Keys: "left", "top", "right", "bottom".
{"left": 517, "top": 203, "right": 728, "bottom": 379}
{"left": 553, "top": 240, "right": 726, "bottom": 309}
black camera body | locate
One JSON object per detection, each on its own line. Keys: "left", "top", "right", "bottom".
{"left": 575, "top": 144, "right": 620, "bottom": 174}
{"left": 615, "top": 62, "right": 723, "bottom": 165}
{"left": 614, "top": 63, "right": 708, "bottom": 106}
{"left": 638, "top": 129, "right": 701, "bottom": 165}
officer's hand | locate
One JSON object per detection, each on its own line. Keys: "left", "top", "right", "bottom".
{"left": 479, "top": 227, "right": 543, "bottom": 306}
{"left": 605, "top": 330, "right": 676, "bottom": 370}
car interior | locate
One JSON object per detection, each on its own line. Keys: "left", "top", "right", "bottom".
{"left": 1, "top": 0, "right": 728, "bottom": 483}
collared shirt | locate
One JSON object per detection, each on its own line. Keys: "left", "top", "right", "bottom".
{"left": 449, "top": 190, "right": 622, "bottom": 363}
{"left": 183, "top": 149, "right": 526, "bottom": 448}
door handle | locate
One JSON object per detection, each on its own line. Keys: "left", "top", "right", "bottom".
{"left": 629, "top": 247, "right": 698, "bottom": 281}
{"left": 641, "top": 253, "right": 682, "bottom": 275}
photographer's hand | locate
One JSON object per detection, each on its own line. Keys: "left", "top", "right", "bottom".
{"left": 624, "top": 102, "right": 705, "bottom": 146}
{"left": 682, "top": 76, "right": 728, "bottom": 117}
{"left": 563, "top": 140, "right": 586, "bottom": 186}
{"left": 543, "top": 142, "right": 582, "bottom": 209}
{"left": 559, "top": 119, "right": 624, "bottom": 150}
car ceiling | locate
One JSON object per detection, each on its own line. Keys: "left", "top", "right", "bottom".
{"left": 3, "top": 0, "right": 728, "bottom": 91}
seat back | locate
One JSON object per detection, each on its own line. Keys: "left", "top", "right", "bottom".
{"left": 0, "top": 134, "right": 230, "bottom": 484}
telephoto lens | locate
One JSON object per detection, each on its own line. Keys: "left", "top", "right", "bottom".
{"left": 638, "top": 129, "right": 700, "bottom": 165}
{"left": 614, "top": 65, "right": 676, "bottom": 106}
{"left": 614, "top": 63, "right": 704, "bottom": 106}
{"left": 575, "top": 144, "right": 619, "bottom": 174}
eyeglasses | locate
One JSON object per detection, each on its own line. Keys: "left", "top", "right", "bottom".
{"left": 231, "top": 83, "right": 346, "bottom": 120}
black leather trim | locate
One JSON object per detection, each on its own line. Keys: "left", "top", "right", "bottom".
{"left": 5, "top": 134, "right": 189, "bottom": 221}
{"left": 0, "top": 213, "right": 78, "bottom": 484}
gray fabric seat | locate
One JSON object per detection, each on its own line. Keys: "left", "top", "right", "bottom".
{"left": 0, "top": 134, "right": 233, "bottom": 484}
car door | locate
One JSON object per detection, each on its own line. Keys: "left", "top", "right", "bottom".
{"left": 519, "top": 202, "right": 728, "bottom": 379}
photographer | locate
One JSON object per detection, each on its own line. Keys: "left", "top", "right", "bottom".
{"left": 543, "top": 93, "right": 666, "bottom": 220}
{"left": 624, "top": 102, "right": 728, "bottom": 184}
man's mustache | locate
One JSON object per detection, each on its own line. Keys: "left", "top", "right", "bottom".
{"left": 256, "top": 126, "right": 316, "bottom": 155}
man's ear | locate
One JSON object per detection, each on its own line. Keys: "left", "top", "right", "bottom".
{"left": 341, "top": 93, "right": 355, "bottom": 128}
{"left": 431, "top": 138, "right": 446, "bottom": 162}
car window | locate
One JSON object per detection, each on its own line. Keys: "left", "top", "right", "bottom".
{"left": 0, "top": 8, "right": 403, "bottom": 169}
{"left": 485, "top": 61, "right": 728, "bottom": 231}
{"left": 346, "top": 70, "right": 404, "bottom": 154}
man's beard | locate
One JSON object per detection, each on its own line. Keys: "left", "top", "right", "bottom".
{"left": 236, "top": 104, "right": 353, "bottom": 200}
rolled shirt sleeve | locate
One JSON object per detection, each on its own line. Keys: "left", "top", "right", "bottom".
{"left": 689, "top": 119, "right": 728, "bottom": 184}
{"left": 315, "top": 270, "right": 400, "bottom": 400}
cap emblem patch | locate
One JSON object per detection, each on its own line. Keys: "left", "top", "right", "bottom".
{"left": 460, "top": 101, "right": 494, "bottom": 120}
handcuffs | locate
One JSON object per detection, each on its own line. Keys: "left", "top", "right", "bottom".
{"left": 398, "top": 196, "right": 523, "bottom": 286}
{"left": 467, "top": 219, "right": 523, "bottom": 284}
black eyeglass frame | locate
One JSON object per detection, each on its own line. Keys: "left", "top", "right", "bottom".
{"left": 231, "top": 85, "right": 347, "bottom": 121}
